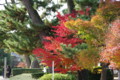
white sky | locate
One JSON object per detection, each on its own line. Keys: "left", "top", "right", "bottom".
{"left": 0, "top": 0, "right": 67, "bottom": 21}
{"left": 0, "top": 0, "right": 67, "bottom": 10}
{"left": 0, "top": 0, "right": 7, "bottom": 10}
{"left": 1, "top": 0, "right": 120, "bottom": 16}
{"left": 1, "top": 0, "right": 120, "bottom": 10}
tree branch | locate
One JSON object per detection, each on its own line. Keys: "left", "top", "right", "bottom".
{"left": 21, "top": 0, "right": 44, "bottom": 26}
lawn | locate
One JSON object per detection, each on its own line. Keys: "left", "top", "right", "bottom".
{"left": 10, "top": 73, "right": 37, "bottom": 80}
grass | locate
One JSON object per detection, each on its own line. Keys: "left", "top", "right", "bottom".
{"left": 10, "top": 73, "right": 37, "bottom": 80}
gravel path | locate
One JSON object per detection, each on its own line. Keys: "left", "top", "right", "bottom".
{"left": 0, "top": 76, "right": 9, "bottom": 80}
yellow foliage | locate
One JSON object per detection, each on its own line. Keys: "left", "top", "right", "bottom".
{"left": 97, "top": 3, "right": 120, "bottom": 23}
{"left": 63, "top": 1, "right": 120, "bottom": 70}
{"left": 75, "top": 48, "right": 99, "bottom": 70}
{"left": 91, "top": 15, "right": 107, "bottom": 30}
{"left": 64, "top": 18, "right": 105, "bottom": 47}
{"left": 64, "top": 19, "right": 92, "bottom": 30}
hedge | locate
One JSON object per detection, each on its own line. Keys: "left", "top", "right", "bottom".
{"left": 31, "top": 72, "right": 44, "bottom": 79}
{"left": 12, "top": 68, "right": 43, "bottom": 76}
{"left": 39, "top": 73, "right": 76, "bottom": 80}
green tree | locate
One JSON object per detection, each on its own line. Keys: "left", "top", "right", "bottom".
{"left": 0, "top": 2, "right": 46, "bottom": 68}
{"left": 0, "top": 0, "right": 63, "bottom": 68}
{"left": 0, "top": 0, "right": 97, "bottom": 69}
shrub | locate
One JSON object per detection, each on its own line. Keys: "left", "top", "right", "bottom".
{"left": 39, "top": 73, "right": 76, "bottom": 80}
{"left": 12, "top": 68, "right": 43, "bottom": 76}
{"left": 0, "top": 69, "right": 2, "bottom": 75}
{"left": 31, "top": 72, "right": 44, "bottom": 79}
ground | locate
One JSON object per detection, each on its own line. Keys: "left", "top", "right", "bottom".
{"left": 0, "top": 74, "right": 36, "bottom": 80}
{"left": 0, "top": 74, "right": 118, "bottom": 80}
{"left": 0, "top": 76, "right": 9, "bottom": 80}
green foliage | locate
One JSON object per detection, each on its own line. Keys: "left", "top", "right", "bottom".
{"left": 0, "top": 31, "right": 7, "bottom": 48}
{"left": 12, "top": 68, "right": 43, "bottom": 76}
{"left": 0, "top": 5, "right": 27, "bottom": 32}
{"left": 39, "top": 73, "right": 76, "bottom": 80}
{"left": 75, "top": 0, "right": 98, "bottom": 6}
{"left": 0, "top": 5, "right": 42, "bottom": 55}
{"left": 0, "top": 5, "right": 27, "bottom": 49}
{"left": 77, "top": 15, "right": 91, "bottom": 21}
{"left": 74, "top": 0, "right": 99, "bottom": 14}
{"left": 61, "top": 43, "right": 88, "bottom": 58}
{"left": 33, "top": 0, "right": 62, "bottom": 19}
{"left": 4, "top": 32, "right": 40, "bottom": 55}
{"left": 31, "top": 72, "right": 44, "bottom": 79}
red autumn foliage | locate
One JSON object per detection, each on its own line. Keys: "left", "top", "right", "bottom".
{"left": 33, "top": 11, "right": 85, "bottom": 73}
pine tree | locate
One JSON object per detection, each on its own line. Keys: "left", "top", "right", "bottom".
{"left": 0, "top": 0, "right": 65, "bottom": 68}
{"left": 0, "top": 5, "right": 40, "bottom": 68}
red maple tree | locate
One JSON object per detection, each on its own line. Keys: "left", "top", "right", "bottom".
{"left": 33, "top": 11, "right": 87, "bottom": 73}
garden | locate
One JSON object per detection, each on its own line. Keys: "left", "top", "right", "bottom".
{"left": 0, "top": 0, "right": 120, "bottom": 80}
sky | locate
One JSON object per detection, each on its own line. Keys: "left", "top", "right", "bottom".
{"left": 0, "top": 0, "right": 67, "bottom": 10}
{"left": 0, "top": 0, "right": 67, "bottom": 17}
{"left": 0, "top": 0, "right": 67, "bottom": 21}
{"left": 1, "top": 0, "right": 120, "bottom": 10}
{"left": 0, "top": 0, "right": 7, "bottom": 10}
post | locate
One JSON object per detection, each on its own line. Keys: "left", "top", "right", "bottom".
{"left": 4, "top": 57, "right": 7, "bottom": 78}
{"left": 52, "top": 61, "right": 54, "bottom": 80}
{"left": 118, "top": 70, "right": 120, "bottom": 80}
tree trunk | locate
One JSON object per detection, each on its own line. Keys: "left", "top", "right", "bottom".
{"left": 5, "top": 0, "right": 9, "bottom": 5}
{"left": 21, "top": 0, "right": 46, "bottom": 68}
{"left": 21, "top": 0, "right": 46, "bottom": 41}
{"left": 30, "top": 59, "right": 40, "bottom": 68}
{"left": 21, "top": 0, "right": 44, "bottom": 26}
{"left": 66, "top": 0, "right": 75, "bottom": 13}
{"left": 77, "top": 69, "right": 89, "bottom": 80}
{"left": 77, "top": 70, "right": 82, "bottom": 80}
{"left": 111, "top": 69, "right": 114, "bottom": 80}
{"left": 24, "top": 55, "right": 31, "bottom": 68}
{"left": 118, "top": 70, "right": 120, "bottom": 80}
{"left": 100, "top": 63, "right": 107, "bottom": 80}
